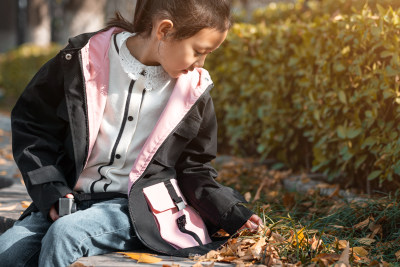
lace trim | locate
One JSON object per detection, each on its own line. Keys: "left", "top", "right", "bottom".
{"left": 118, "top": 32, "right": 172, "bottom": 91}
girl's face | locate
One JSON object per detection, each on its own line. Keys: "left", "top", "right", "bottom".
{"left": 157, "top": 28, "right": 228, "bottom": 78}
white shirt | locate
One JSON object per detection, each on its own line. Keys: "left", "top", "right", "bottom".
{"left": 74, "top": 32, "right": 176, "bottom": 193}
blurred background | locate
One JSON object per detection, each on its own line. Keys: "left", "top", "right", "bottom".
{"left": 0, "top": 0, "right": 281, "bottom": 52}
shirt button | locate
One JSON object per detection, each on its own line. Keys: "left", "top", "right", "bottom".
{"left": 128, "top": 116, "right": 134, "bottom": 121}
{"left": 115, "top": 154, "right": 121, "bottom": 159}
{"left": 65, "top": 53, "right": 72, "bottom": 60}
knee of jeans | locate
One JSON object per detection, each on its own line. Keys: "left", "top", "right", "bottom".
{"left": 42, "top": 217, "right": 79, "bottom": 248}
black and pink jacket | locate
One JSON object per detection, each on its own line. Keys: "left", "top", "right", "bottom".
{"left": 11, "top": 28, "right": 253, "bottom": 255}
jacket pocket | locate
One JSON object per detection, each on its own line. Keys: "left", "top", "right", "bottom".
{"left": 143, "top": 179, "right": 211, "bottom": 249}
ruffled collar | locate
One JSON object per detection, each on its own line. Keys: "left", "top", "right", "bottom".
{"left": 118, "top": 32, "right": 172, "bottom": 91}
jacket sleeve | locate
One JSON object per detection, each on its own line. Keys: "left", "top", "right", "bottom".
{"left": 175, "top": 95, "right": 253, "bottom": 235}
{"left": 11, "top": 52, "right": 72, "bottom": 218}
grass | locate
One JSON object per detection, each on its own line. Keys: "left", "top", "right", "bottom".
{"left": 212, "top": 157, "right": 400, "bottom": 265}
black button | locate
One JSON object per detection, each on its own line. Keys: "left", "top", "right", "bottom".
{"left": 128, "top": 116, "right": 134, "bottom": 121}
{"left": 116, "top": 154, "right": 121, "bottom": 159}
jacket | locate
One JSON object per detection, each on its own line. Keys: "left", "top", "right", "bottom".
{"left": 11, "top": 28, "right": 253, "bottom": 255}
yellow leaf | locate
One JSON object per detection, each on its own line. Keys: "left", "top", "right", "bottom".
{"left": 352, "top": 247, "right": 368, "bottom": 257}
{"left": 292, "top": 228, "right": 306, "bottom": 246}
{"left": 0, "top": 204, "right": 18, "bottom": 211}
{"left": 21, "top": 201, "right": 32, "bottom": 209}
{"left": 118, "top": 252, "right": 162, "bottom": 263}
{"left": 337, "top": 240, "right": 348, "bottom": 250}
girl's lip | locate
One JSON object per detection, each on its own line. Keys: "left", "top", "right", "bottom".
{"left": 182, "top": 69, "right": 189, "bottom": 74}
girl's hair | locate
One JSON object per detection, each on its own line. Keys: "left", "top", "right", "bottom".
{"left": 106, "top": 0, "right": 232, "bottom": 40}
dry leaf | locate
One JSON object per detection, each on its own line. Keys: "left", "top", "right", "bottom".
{"left": 352, "top": 247, "right": 368, "bottom": 257}
{"left": 0, "top": 204, "right": 18, "bottom": 211}
{"left": 337, "top": 240, "right": 348, "bottom": 250}
{"left": 395, "top": 250, "right": 400, "bottom": 261}
{"left": 244, "top": 192, "right": 252, "bottom": 202}
{"left": 21, "top": 201, "right": 32, "bottom": 209}
{"left": 118, "top": 252, "right": 162, "bottom": 263}
{"left": 312, "top": 253, "right": 340, "bottom": 265}
{"left": 328, "top": 186, "right": 340, "bottom": 198}
{"left": 283, "top": 193, "right": 295, "bottom": 209}
{"left": 367, "top": 224, "right": 382, "bottom": 239}
{"left": 354, "top": 217, "right": 373, "bottom": 230}
{"left": 356, "top": 238, "right": 375, "bottom": 246}
{"left": 335, "top": 241, "right": 350, "bottom": 267}
{"left": 69, "top": 262, "right": 93, "bottom": 267}
{"left": 249, "top": 238, "right": 266, "bottom": 259}
{"left": 192, "top": 262, "right": 203, "bottom": 267}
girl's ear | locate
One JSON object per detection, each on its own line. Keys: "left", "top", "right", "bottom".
{"left": 155, "top": 19, "right": 174, "bottom": 40}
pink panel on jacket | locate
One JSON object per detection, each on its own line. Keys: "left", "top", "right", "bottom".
{"left": 128, "top": 68, "right": 212, "bottom": 192}
{"left": 81, "top": 27, "right": 123, "bottom": 166}
{"left": 80, "top": 27, "right": 213, "bottom": 186}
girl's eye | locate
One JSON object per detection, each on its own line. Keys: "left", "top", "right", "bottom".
{"left": 194, "top": 50, "right": 202, "bottom": 57}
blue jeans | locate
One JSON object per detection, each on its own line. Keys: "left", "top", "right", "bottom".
{"left": 0, "top": 198, "right": 143, "bottom": 267}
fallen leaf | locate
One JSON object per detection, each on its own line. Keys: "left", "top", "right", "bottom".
{"left": 69, "top": 262, "right": 93, "bottom": 267}
{"left": 118, "top": 252, "right": 162, "bottom": 263}
{"left": 192, "top": 262, "right": 203, "bottom": 267}
{"left": 0, "top": 204, "right": 18, "bottom": 211}
{"left": 337, "top": 240, "right": 348, "bottom": 250}
{"left": 328, "top": 186, "right": 340, "bottom": 198}
{"left": 352, "top": 247, "right": 368, "bottom": 257}
{"left": 356, "top": 238, "right": 375, "bottom": 246}
{"left": 335, "top": 241, "right": 350, "bottom": 266}
{"left": 21, "top": 201, "right": 32, "bottom": 209}
{"left": 396, "top": 250, "right": 400, "bottom": 261}
{"left": 283, "top": 192, "right": 295, "bottom": 209}
{"left": 367, "top": 224, "right": 382, "bottom": 239}
{"left": 249, "top": 238, "right": 266, "bottom": 259}
{"left": 312, "top": 253, "right": 340, "bottom": 265}
{"left": 244, "top": 192, "right": 251, "bottom": 202}
{"left": 354, "top": 217, "right": 373, "bottom": 230}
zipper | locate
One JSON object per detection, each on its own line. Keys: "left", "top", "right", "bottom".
{"left": 72, "top": 50, "right": 90, "bottom": 191}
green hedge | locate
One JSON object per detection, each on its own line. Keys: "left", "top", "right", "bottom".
{"left": 253, "top": 0, "right": 400, "bottom": 24}
{"left": 0, "top": 43, "right": 61, "bottom": 98}
{"left": 206, "top": 4, "right": 400, "bottom": 187}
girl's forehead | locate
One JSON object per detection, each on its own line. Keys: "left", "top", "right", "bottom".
{"left": 185, "top": 28, "right": 228, "bottom": 49}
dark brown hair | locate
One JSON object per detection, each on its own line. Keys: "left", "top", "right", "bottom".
{"left": 106, "top": 0, "right": 232, "bottom": 40}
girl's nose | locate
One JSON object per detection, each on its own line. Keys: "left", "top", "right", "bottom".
{"left": 193, "top": 55, "right": 206, "bottom": 69}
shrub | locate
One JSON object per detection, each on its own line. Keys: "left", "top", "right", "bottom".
{"left": 253, "top": 0, "right": 400, "bottom": 24}
{"left": 0, "top": 43, "right": 61, "bottom": 98}
{"left": 206, "top": 5, "right": 400, "bottom": 188}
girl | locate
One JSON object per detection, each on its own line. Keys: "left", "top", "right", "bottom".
{"left": 0, "top": 0, "right": 262, "bottom": 266}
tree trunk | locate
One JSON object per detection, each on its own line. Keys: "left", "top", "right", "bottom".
{"left": 59, "top": 0, "right": 107, "bottom": 44}
{"left": 27, "top": 0, "right": 51, "bottom": 46}
{"left": 105, "top": 0, "right": 136, "bottom": 23}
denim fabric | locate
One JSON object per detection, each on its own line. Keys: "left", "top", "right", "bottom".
{"left": 0, "top": 198, "right": 143, "bottom": 267}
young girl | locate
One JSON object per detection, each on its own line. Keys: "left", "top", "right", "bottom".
{"left": 0, "top": 0, "right": 262, "bottom": 266}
